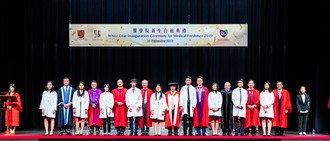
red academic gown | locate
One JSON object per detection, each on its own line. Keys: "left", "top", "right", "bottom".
{"left": 272, "top": 89, "right": 292, "bottom": 128}
{"left": 112, "top": 88, "right": 128, "bottom": 127}
{"left": 88, "top": 89, "right": 102, "bottom": 127}
{"left": 138, "top": 88, "right": 153, "bottom": 128}
{"left": 244, "top": 89, "right": 260, "bottom": 128}
{"left": 165, "top": 91, "right": 181, "bottom": 129}
{"left": 3, "top": 93, "right": 22, "bottom": 127}
{"left": 193, "top": 86, "right": 209, "bottom": 128}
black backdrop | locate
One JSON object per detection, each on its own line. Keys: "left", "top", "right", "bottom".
{"left": 1, "top": 0, "right": 330, "bottom": 133}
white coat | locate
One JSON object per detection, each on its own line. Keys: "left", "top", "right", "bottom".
{"left": 72, "top": 90, "right": 89, "bottom": 118}
{"left": 232, "top": 87, "right": 248, "bottom": 118}
{"left": 150, "top": 92, "right": 167, "bottom": 120}
{"left": 259, "top": 91, "right": 275, "bottom": 118}
{"left": 180, "top": 85, "right": 197, "bottom": 117}
{"left": 126, "top": 87, "right": 143, "bottom": 117}
{"left": 39, "top": 91, "right": 58, "bottom": 118}
{"left": 208, "top": 91, "right": 222, "bottom": 117}
{"left": 99, "top": 91, "right": 114, "bottom": 118}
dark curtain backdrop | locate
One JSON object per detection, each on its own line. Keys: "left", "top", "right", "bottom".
{"left": 1, "top": 0, "right": 330, "bottom": 133}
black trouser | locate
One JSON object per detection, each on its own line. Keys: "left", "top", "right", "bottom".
{"left": 274, "top": 127, "right": 285, "bottom": 136}
{"left": 116, "top": 126, "right": 125, "bottom": 135}
{"left": 89, "top": 126, "right": 100, "bottom": 135}
{"left": 222, "top": 116, "right": 232, "bottom": 135}
{"left": 168, "top": 126, "right": 179, "bottom": 135}
{"left": 233, "top": 116, "right": 245, "bottom": 135}
{"left": 298, "top": 113, "right": 308, "bottom": 132}
{"left": 102, "top": 117, "right": 112, "bottom": 133}
{"left": 275, "top": 98, "right": 285, "bottom": 136}
{"left": 129, "top": 117, "right": 139, "bottom": 134}
{"left": 246, "top": 126, "right": 257, "bottom": 135}
{"left": 141, "top": 104, "right": 149, "bottom": 134}
{"left": 59, "top": 125, "right": 72, "bottom": 134}
{"left": 182, "top": 114, "right": 193, "bottom": 135}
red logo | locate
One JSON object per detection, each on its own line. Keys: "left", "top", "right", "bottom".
{"left": 77, "top": 30, "right": 85, "bottom": 38}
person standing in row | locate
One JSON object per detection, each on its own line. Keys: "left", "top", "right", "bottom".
{"left": 259, "top": 82, "right": 274, "bottom": 136}
{"left": 39, "top": 81, "right": 57, "bottom": 136}
{"left": 193, "top": 76, "right": 209, "bottom": 136}
{"left": 112, "top": 79, "right": 128, "bottom": 135}
{"left": 139, "top": 80, "right": 153, "bottom": 136}
{"left": 57, "top": 77, "right": 74, "bottom": 135}
{"left": 150, "top": 84, "right": 167, "bottom": 136}
{"left": 244, "top": 80, "right": 260, "bottom": 136}
{"left": 272, "top": 81, "right": 292, "bottom": 136}
{"left": 232, "top": 79, "right": 247, "bottom": 136}
{"left": 165, "top": 82, "right": 180, "bottom": 136}
{"left": 100, "top": 84, "right": 114, "bottom": 136}
{"left": 3, "top": 84, "right": 22, "bottom": 135}
{"left": 208, "top": 83, "right": 222, "bottom": 136}
{"left": 72, "top": 82, "right": 89, "bottom": 136}
{"left": 221, "top": 82, "right": 233, "bottom": 136}
{"left": 296, "top": 86, "right": 310, "bottom": 135}
{"left": 126, "top": 78, "right": 142, "bottom": 136}
{"left": 88, "top": 80, "right": 102, "bottom": 135}
{"left": 180, "top": 76, "right": 197, "bottom": 136}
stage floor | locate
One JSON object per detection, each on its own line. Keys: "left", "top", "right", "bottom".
{"left": 1, "top": 129, "right": 330, "bottom": 141}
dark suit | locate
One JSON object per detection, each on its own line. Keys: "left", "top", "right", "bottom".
{"left": 296, "top": 94, "right": 310, "bottom": 132}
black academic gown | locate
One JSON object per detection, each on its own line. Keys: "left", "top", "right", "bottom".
{"left": 56, "top": 86, "right": 74, "bottom": 128}
{"left": 220, "top": 89, "right": 233, "bottom": 133}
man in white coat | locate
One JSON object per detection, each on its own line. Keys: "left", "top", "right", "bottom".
{"left": 232, "top": 79, "right": 248, "bottom": 136}
{"left": 126, "top": 78, "right": 143, "bottom": 136}
{"left": 180, "top": 76, "right": 197, "bottom": 136}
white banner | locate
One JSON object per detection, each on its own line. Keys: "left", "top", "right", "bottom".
{"left": 69, "top": 24, "right": 247, "bottom": 47}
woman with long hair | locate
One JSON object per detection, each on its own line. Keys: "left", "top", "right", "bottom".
{"left": 72, "top": 82, "right": 89, "bottom": 135}
{"left": 3, "top": 84, "right": 22, "bottom": 134}
{"left": 150, "top": 84, "right": 167, "bottom": 136}
{"left": 259, "top": 82, "right": 274, "bottom": 136}
{"left": 208, "top": 83, "right": 222, "bottom": 136}
{"left": 39, "top": 81, "right": 57, "bottom": 136}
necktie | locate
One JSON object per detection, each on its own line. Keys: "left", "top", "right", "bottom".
{"left": 133, "top": 88, "right": 135, "bottom": 93}
{"left": 187, "top": 86, "right": 190, "bottom": 114}
{"left": 239, "top": 88, "right": 242, "bottom": 104}
{"left": 250, "top": 91, "right": 253, "bottom": 105}
{"left": 65, "top": 87, "right": 68, "bottom": 103}
{"left": 171, "top": 92, "right": 175, "bottom": 109}
{"left": 66, "top": 87, "right": 68, "bottom": 97}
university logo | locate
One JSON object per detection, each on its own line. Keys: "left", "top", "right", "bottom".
{"left": 77, "top": 30, "right": 85, "bottom": 38}
{"left": 219, "top": 29, "right": 228, "bottom": 37}
{"left": 94, "top": 30, "right": 101, "bottom": 38}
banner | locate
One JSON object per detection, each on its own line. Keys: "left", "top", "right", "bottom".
{"left": 69, "top": 24, "right": 247, "bottom": 47}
